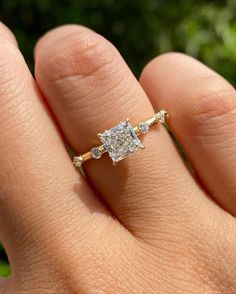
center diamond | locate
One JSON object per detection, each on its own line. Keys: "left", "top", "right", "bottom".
{"left": 100, "top": 120, "right": 143, "bottom": 164}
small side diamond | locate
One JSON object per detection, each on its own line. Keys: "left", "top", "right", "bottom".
{"left": 138, "top": 122, "right": 149, "bottom": 134}
{"left": 91, "top": 147, "right": 102, "bottom": 159}
{"left": 156, "top": 110, "right": 168, "bottom": 124}
{"left": 73, "top": 156, "right": 83, "bottom": 167}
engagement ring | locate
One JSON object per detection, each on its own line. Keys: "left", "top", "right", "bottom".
{"left": 73, "top": 110, "right": 168, "bottom": 167}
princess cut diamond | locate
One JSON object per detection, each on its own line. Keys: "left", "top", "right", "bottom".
{"left": 100, "top": 120, "right": 143, "bottom": 164}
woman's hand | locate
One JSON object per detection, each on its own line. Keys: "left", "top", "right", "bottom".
{"left": 0, "top": 23, "right": 236, "bottom": 293}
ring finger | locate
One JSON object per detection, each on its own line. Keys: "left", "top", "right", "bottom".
{"left": 35, "top": 25, "right": 211, "bottom": 238}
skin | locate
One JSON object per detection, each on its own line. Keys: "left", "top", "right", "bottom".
{"left": 0, "top": 22, "right": 236, "bottom": 293}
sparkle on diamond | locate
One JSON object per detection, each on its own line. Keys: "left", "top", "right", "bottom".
{"left": 100, "top": 120, "right": 143, "bottom": 164}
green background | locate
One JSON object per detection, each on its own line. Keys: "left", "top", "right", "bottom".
{"left": 0, "top": 0, "right": 236, "bottom": 277}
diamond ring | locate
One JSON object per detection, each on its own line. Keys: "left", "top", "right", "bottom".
{"left": 73, "top": 110, "right": 168, "bottom": 167}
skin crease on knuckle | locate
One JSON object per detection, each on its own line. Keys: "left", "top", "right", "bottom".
{"left": 37, "top": 31, "right": 121, "bottom": 98}
{"left": 183, "top": 80, "right": 236, "bottom": 142}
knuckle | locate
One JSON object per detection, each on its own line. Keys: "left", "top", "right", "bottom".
{"left": 191, "top": 77, "right": 236, "bottom": 118}
{"left": 141, "top": 52, "right": 186, "bottom": 80}
{"left": 183, "top": 76, "right": 236, "bottom": 139}
{"left": 41, "top": 30, "right": 119, "bottom": 85}
{"left": 36, "top": 28, "right": 128, "bottom": 114}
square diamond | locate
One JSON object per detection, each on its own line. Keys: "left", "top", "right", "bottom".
{"left": 100, "top": 120, "right": 143, "bottom": 164}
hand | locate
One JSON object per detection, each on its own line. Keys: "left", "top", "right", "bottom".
{"left": 0, "top": 22, "right": 236, "bottom": 294}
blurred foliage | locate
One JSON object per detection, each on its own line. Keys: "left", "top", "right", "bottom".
{"left": 0, "top": 0, "right": 236, "bottom": 83}
{"left": 0, "top": 0, "right": 236, "bottom": 277}
{"left": 0, "top": 261, "right": 11, "bottom": 278}
{"left": 0, "top": 243, "right": 10, "bottom": 277}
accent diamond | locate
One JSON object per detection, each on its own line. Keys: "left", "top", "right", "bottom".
{"left": 138, "top": 122, "right": 149, "bottom": 134}
{"left": 91, "top": 147, "right": 102, "bottom": 159}
{"left": 100, "top": 120, "right": 143, "bottom": 164}
{"left": 156, "top": 110, "right": 167, "bottom": 124}
{"left": 73, "top": 156, "right": 83, "bottom": 167}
